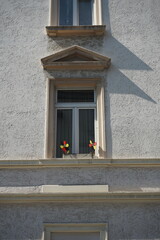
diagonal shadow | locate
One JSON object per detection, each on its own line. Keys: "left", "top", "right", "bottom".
{"left": 107, "top": 66, "right": 156, "bottom": 103}
{"left": 105, "top": 65, "right": 156, "bottom": 158}
{"left": 102, "top": 0, "right": 155, "bottom": 157}
{"left": 102, "top": 0, "right": 152, "bottom": 71}
{"left": 103, "top": 34, "right": 152, "bottom": 70}
{"left": 45, "top": 0, "right": 155, "bottom": 158}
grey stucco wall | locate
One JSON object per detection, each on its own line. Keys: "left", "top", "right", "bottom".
{"left": 1, "top": 1, "right": 160, "bottom": 240}
{"left": 0, "top": 202, "right": 160, "bottom": 240}
{"left": 0, "top": 167, "right": 160, "bottom": 192}
{"left": 1, "top": 0, "right": 160, "bottom": 159}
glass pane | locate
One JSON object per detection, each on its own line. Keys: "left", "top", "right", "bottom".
{"left": 59, "top": 0, "right": 73, "bottom": 25}
{"left": 79, "top": 109, "right": 94, "bottom": 153}
{"left": 57, "top": 90, "right": 94, "bottom": 103}
{"left": 56, "top": 109, "right": 72, "bottom": 158}
{"left": 79, "top": 0, "right": 92, "bottom": 25}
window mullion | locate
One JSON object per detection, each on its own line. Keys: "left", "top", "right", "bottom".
{"left": 72, "top": 108, "right": 75, "bottom": 153}
{"left": 73, "top": 0, "right": 78, "bottom": 25}
{"left": 74, "top": 108, "right": 79, "bottom": 153}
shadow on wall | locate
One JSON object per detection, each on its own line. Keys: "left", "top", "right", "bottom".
{"left": 103, "top": 0, "right": 156, "bottom": 158}
{"left": 105, "top": 66, "right": 156, "bottom": 158}
{"left": 45, "top": 0, "right": 156, "bottom": 158}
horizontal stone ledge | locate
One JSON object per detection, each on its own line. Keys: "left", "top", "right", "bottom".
{"left": 1, "top": 192, "right": 160, "bottom": 203}
{"left": 46, "top": 25, "right": 106, "bottom": 37}
{"left": 0, "top": 158, "right": 160, "bottom": 168}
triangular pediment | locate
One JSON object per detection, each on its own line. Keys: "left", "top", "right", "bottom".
{"left": 41, "top": 45, "right": 111, "bottom": 70}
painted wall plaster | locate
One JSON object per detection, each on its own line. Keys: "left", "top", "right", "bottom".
{"left": 1, "top": 0, "right": 160, "bottom": 239}
{"left": 0, "top": 167, "right": 160, "bottom": 192}
{"left": 1, "top": 0, "right": 160, "bottom": 159}
{"left": 0, "top": 203, "right": 160, "bottom": 240}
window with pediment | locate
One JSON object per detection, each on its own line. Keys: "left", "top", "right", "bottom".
{"left": 41, "top": 46, "right": 111, "bottom": 158}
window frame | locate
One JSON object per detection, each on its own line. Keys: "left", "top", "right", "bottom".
{"left": 44, "top": 223, "right": 108, "bottom": 240}
{"left": 50, "top": 0, "right": 102, "bottom": 26}
{"left": 55, "top": 88, "right": 97, "bottom": 156}
{"left": 44, "top": 78, "right": 106, "bottom": 159}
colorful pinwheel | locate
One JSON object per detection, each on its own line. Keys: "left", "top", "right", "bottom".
{"left": 60, "top": 140, "right": 70, "bottom": 154}
{"left": 89, "top": 140, "right": 97, "bottom": 151}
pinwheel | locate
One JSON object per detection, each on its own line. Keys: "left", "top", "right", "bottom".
{"left": 60, "top": 140, "right": 70, "bottom": 154}
{"left": 89, "top": 140, "right": 97, "bottom": 150}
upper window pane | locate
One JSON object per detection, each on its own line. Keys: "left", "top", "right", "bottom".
{"left": 79, "top": 0, "right": 93, "bottom": 25}
{"left": 59, "top": 0, "right": 73, "bottom": 25}
{"left": 57, "top": 90, "right": 94, "bottom": 102}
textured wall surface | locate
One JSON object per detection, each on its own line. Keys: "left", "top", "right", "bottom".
{"left": 1, "top": 0, "right": 160, "bottom": 159}
{"left": 1, "top": 0, "right": 160, "bottom": 239}
{"left": 0, "top": 167, "right": 160, "bottom": 191}
{"left": 0, "top": 203, "right": 160, "bottom": 240}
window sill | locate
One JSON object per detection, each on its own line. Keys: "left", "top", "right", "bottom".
{"left": 46, "top": 25, "right": 106, "bottom": 37}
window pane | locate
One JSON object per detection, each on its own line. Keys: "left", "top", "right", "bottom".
{"left": 59, "top": 0, "right": 73, "bottom": 25}
{"left": 57, "top": 90, "right": 94, "bottom": 103}
{"left": 79, "top": 0, "right": 92, "bottom": 25}
{"left": 79, "top": 109, "right": 94, "bottom": 153}
{"left": 56, "top": 109, "right": 72, "bottom": 158}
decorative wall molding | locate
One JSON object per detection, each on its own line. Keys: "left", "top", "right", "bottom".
{"left": 41, "top": 45, "right": 111, "bottom": 70}
{"left": 1, "top": 192, "right": 160, "bottom": 203}
{"left": 46, "top": 25, "right": 106, "bottom": 37}
{"left": 0, "top": 158, "right": 160, "bottom": 168}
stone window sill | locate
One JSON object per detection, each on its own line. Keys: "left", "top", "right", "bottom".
{"left": 46, "top": 25, "right": 106, "bottom": 37}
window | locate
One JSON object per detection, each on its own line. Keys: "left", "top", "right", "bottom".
{"left": 42, "top": 46, "right": 110, "bottom": 159}
{"left": 44, "top": 223, "right": 108, "bottom": 240}
{"left": 59, "top": 0, "right": 93, "bottom": 26}
{"left": 56, "top": 89, "right": 96, "bottom": 157}
{"left": 50, "top": 0, "right": 102, "bottom": 26}
{"left": 45, "top": 78, "right": 106, "bottom": 159}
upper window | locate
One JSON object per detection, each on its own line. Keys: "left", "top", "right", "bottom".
{"left": 59, "top": 0, "right": 93, "bottom": 26}
{"left": 49, "top": 0, "right": 103, "bottom": 26}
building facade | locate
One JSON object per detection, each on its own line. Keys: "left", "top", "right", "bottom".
{"left": 1, "top": 0, "right": 160, "bottom": 239}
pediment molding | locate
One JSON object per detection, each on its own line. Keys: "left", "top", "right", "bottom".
{"left": 41, "top": 45, "right": 111, "bottom": 70}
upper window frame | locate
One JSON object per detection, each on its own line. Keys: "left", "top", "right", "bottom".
{"left": 47, "top": 0, "right": 105, "bottom": 37}
{"left": 50, "top": 0, "right": 102, "bottom": 26}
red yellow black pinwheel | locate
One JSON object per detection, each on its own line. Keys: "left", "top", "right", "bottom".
{"left": 89, "top": 140, "right": 97, "bottom": 151}
{"left": 60, "top": 140, "right": 70, "bottom": 154}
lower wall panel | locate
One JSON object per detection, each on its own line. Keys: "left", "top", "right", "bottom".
{"left": 0, "top": 202, "right": 160, "bottom": 240}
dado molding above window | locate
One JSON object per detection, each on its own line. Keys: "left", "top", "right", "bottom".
{"left": 47, "top": 0, "right": 105, "bottom": 36}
